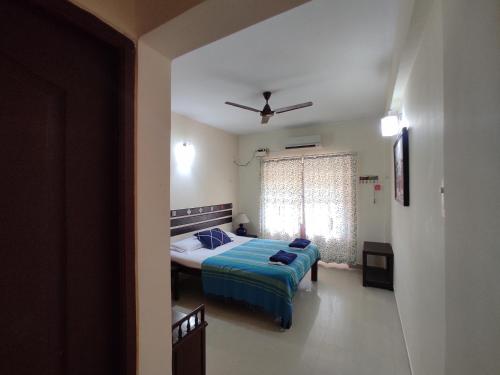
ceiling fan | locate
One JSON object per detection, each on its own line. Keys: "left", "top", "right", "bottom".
{"left": 225, "top": 91, "right": 313, "bottom": 124}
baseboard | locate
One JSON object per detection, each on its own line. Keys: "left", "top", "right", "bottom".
{"left": 394, "top": 290, "right": 414, "bottom": 375}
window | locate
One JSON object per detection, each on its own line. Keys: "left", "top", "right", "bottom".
{"left": 260, "top": 153, "right": 357, "bottom": 264}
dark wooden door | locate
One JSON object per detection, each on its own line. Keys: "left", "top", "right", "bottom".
{"left": 0, "top": 1, "right": 135, "bottom": 374}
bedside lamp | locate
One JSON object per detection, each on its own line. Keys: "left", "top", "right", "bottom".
{"left": 235, "top": 213, "right": 250, "bottom": 236}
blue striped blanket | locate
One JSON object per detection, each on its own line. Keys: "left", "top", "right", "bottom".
{"left": 201, "top": 238, "right": 320, "bottom": 327}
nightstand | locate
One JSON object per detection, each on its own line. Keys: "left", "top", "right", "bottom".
{"left": 363, "top": 241, "right": 394, "bottom": 291}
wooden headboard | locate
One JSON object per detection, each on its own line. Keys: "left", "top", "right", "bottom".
{"left": 170, "top": 203, "right": 232, "bottom": 236}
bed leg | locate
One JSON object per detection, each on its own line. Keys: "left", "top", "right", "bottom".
{"left": 172, "top": 264, "right": 179, "bottom": 301}
{"left": 280, "top": 316, "right": 292, "bottom": 329}
{"left": 311, "top": 260, "right": 318, "bottom": 282}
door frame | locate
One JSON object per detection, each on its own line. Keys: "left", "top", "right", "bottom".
{"left": 22, "top": 1, "right": 136, "bottom": 374}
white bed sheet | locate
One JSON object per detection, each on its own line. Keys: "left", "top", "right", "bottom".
{"left": 170, "top": 235, "right": 254, "bottom": 269}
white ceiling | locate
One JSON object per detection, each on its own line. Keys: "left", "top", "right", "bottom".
{"left": 172, "top": 0, "right": 411, "bottom": 135}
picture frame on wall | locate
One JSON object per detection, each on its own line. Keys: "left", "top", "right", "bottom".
{"left": 393, "top": 127, "right": 410, "bottom": 206}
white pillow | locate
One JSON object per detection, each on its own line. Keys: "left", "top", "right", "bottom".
{"left": 225, "top": 231, "right": 237, "bottom": 239}
{"left": 170, "top": 237, "right": 203, "bottom": 253}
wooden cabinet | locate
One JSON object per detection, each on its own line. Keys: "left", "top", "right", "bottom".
{"left": 362, "top": 242, "right": 394, "bottom": 291}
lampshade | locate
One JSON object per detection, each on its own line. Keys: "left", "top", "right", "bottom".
{"left": 235, "top": 213, "right": 250, "bottom": 224}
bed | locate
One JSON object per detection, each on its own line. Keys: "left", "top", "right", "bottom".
{"left": 170, "top": 203, "right": 320, "bottom": 329}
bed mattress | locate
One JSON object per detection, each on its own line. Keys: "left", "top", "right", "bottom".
{"left": 200, "top": 238, "right": 320, "bottom": 327}
{"left": 170, "top": 235, "right": 253, "bottom": 269}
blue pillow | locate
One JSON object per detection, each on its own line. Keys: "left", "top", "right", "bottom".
{"left": 195, "top": 228, "right": 232, "bottom": 249}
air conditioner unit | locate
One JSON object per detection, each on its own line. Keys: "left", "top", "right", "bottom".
{"left": 284, "top": 135, "right": 321, "bottom": 150}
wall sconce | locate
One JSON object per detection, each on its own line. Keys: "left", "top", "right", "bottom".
{"left": 174, "top": 141, "right": 195, "bottom": 174}
{"left": 380, "top": 112, "right": 401, "bottom": 137}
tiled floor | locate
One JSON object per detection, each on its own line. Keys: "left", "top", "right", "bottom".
{"left": 173, "top": 265, "right": 411, "bottom": 375}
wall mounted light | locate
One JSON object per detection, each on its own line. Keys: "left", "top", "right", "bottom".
{"left": 174, "top": 142, "right": 195, "bottom": 174}
{"left": 380, "top": 113, "right": 401, "bottom": 137}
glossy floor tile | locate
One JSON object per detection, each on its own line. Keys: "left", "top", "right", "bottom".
{"left": 173, "top": 266, "right": 411, "bottom": 375}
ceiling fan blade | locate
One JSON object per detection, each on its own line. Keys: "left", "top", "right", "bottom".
{"left": 274, "top": 101, "right": 313, "bottom": 114}
{"left": 225, "top": 101, "right": 260, "bottom": 113}
{"left": 261, "top": 115, "right": 271, "bottom": 125}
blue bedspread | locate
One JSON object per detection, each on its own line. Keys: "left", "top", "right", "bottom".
{"left": 201, "top": 238, "right": 320, "bottom": 327}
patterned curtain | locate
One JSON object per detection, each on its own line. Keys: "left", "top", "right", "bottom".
{"left": 260, "top": 158, "right": 303, "bottom": 241}
{"left": 260, "top": 153, "right": 357, "bottom": 264}
{"left": 303, "top": 154, "right": 357, "bottom": 264}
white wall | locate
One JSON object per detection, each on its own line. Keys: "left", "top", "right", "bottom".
{"left": 390, "top": 1, "right": 446, "bottom": 374}
{"left": 170, "top": 112, "right": 239, "bottom": 236}
{"left": 238, "top": 119, "right": 391, "bottom": 264}
{"left": 442, "top": 0, "right": 500, "bottom": 373}
{"left": 137, "top": 42, "right": 172, "bottom": 375}
{"left": 391, "top": 1, "right": 500, "bottom": 374}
